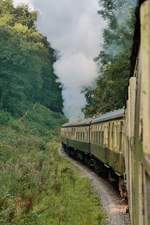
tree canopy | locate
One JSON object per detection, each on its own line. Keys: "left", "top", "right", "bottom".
{"left": 0, "top": 0, "right": 63, "bottom": 117}
{"left": 83, "top": 0, "right": 137, "bottom": 117}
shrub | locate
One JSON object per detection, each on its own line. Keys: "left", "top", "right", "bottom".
{"left": 0, "top": 111, "right": 12, "bottom": 125}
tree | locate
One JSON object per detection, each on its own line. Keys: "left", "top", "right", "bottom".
{"left": 83, "top": 0, "right": 136, "bottom": 117}
{"left": 0, "top": 0, "right": 64, "bottom": 116}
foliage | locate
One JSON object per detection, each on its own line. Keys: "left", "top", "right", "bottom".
{"left": 0, "top": 112, "right": 105, "bottom": 225}
{"left": 20, "top": 103, "right": 67, "bottom": 139}
{"left": 0, "top": 2, "right": 106, "bottom": 225}
{"left": 0, "top": 111, "right": 12, "bottom": 125}
{"left": 83, "top": 0, "right": 137, "bottom": 117}
{"left": 0, "top": 0, "right": 63, "bottom": 117}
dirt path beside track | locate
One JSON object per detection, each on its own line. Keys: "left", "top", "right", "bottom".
{"left": 59, "top": 148, "right": 131, "bottom": 225}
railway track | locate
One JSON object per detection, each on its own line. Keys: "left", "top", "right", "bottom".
{"left": 60, "top": 148, "right": 131, "bottom": 225}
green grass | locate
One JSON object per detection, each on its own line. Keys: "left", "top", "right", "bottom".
{"left": 0, "top": 109, "right": 106, "bottom": 225}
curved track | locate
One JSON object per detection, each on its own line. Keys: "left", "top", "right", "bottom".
{"left": 60, "top": 148, "right": 131, "bottom": 225}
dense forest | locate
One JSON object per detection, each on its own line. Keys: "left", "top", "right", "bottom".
{"left": 83, "top": 0, "right": 137, "bottom": 117}
{"left": 0, "top": 0, "right": 63, "bottom": 117}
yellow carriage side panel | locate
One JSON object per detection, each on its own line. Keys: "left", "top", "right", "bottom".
{"left": 141, "top": 0, "right": 150, "bottom": 161}
{"left": 90, "top": 119, "right": 125, "bottom": 175}
{"left": 125, "top": 77, "right": 136, "bottom": 224}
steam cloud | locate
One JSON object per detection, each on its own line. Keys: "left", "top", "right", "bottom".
{"left": 13, "top": 0, "right": 105, "bottom": 120}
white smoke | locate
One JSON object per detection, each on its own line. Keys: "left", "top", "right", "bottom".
{"left": 13, "top": 0, "right": 105, "bottom": 120}
{"left": 13, "top": 0, "right": 33, "bottom": 9}
{"left": 56, "top": 52, "right": 97, "bottom": 119}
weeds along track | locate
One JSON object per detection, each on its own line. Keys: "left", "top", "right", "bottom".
{"left": 60, "top": 148, "right": 131, "bottom": 225}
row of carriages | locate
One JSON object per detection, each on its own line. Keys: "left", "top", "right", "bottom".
{"left": 61, "top": 0, "right": 150, "bottom": 224}
{"left": 61, "top": 109, "right": 125, "bottom": 176}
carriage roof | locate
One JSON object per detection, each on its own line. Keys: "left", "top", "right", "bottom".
{"left": 62, "top": 109, "right": 124, "bottom": 128}
{"left": 91, "top": 109, "right": 124, "bottom": 124}
{"left": 62, "top": 118, "right": 92, "bottom": 128}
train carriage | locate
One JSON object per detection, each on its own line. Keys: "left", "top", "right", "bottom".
{"left": 90, "top": 109, "right": 125, "bottom": 176}
{"left": 124, "top": 1, "right": 150, "bottom": 224}
{"left": 61, "top": 119, "right": 91, "bottom": 154}
{"left": 61, "top": 109, "right": 125, "bottom": 176}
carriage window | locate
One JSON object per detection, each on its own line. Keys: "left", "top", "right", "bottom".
{"left": 102, "top": 128, "right": 104, "bottom": 145}
{"left": 96, "top": 131, "right": 98, "bottom": 144}
{"left": 99, "top": 131, "right": 101, "bottom": 145}
{"left": 93, "top": 130, "right": 95, "bottom": 143}
{"left": 95, "top": 131, "right": 97, "bottom": 144}
{"left": 84, "top": 131, "right": 86, "bottom": 141}
{"left": 98, "top": 127, "right": 100, "bottom": 144}
{"left": 115, "top": 125, "right": 119, "bottom": 150}
{"left": 99, "top": 131, "right": 104, "bottom": 146}
{"left": 97, "top": 131, "right": 99, "bottom": 144}
{"left": 92, "top": 131, "right": 94, "bottom": 143}
{"left": 103, "top": 127, "right": 106, "bottom": 146}
{"left": 93, "top": 131, "right": 95, "bottom": 143}
{"left": 117, "top": 125, "right": 120, "bottom": 149}
{"left": 111, "top": 123, "right": 114, "bottom": 149}
{"left": 82, "top": 132, "right": 84, "bottom": 140}
{"left": 92, "top": 130, "right": 94, "bottom": 143}
{"left": 76, "top": 132, "right": 78, "bottom": 140}
{"left": 108, "top": 124, "right": 110, "bottom": 148}
{"left": 105, "top": 126, "right": 109, "bottom": 147}
{"left": 86, "top": 131, "right": 88, "bottom": 141}
{"left": 98, "top": 131, "right": 100, "bottom": 144}
{"left": 94, "top": 131, "right": 96, "bottom": 143}
{"left": 119, "top": 122, "right": 123, "bottom": 151}
{"left": 91, "top": 131, "right": 93, "bottom": 142}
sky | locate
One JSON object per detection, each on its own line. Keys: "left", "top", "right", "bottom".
{"left": 14, "top": 0, "right": 105, "bottom": 120}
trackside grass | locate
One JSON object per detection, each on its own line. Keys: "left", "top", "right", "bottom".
{"left": 0, "top": 112, "right": 106, "bottom": 225}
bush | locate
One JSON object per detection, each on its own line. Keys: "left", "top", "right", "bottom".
{"left": 0, "top": 111, "right": 12, "bottom": 125}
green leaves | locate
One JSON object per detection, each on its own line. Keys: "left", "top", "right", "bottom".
{"left": 0, "top": 0, "right": 63, "bottom": 117}
{"left": 14, "top": 5, "right": 37, "bottom": 29}
{"left": 83, "top": 0, "right": 136, "bottom": 117}
{"left": 0, "top": 113, "right": 104, "bottom": 225}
